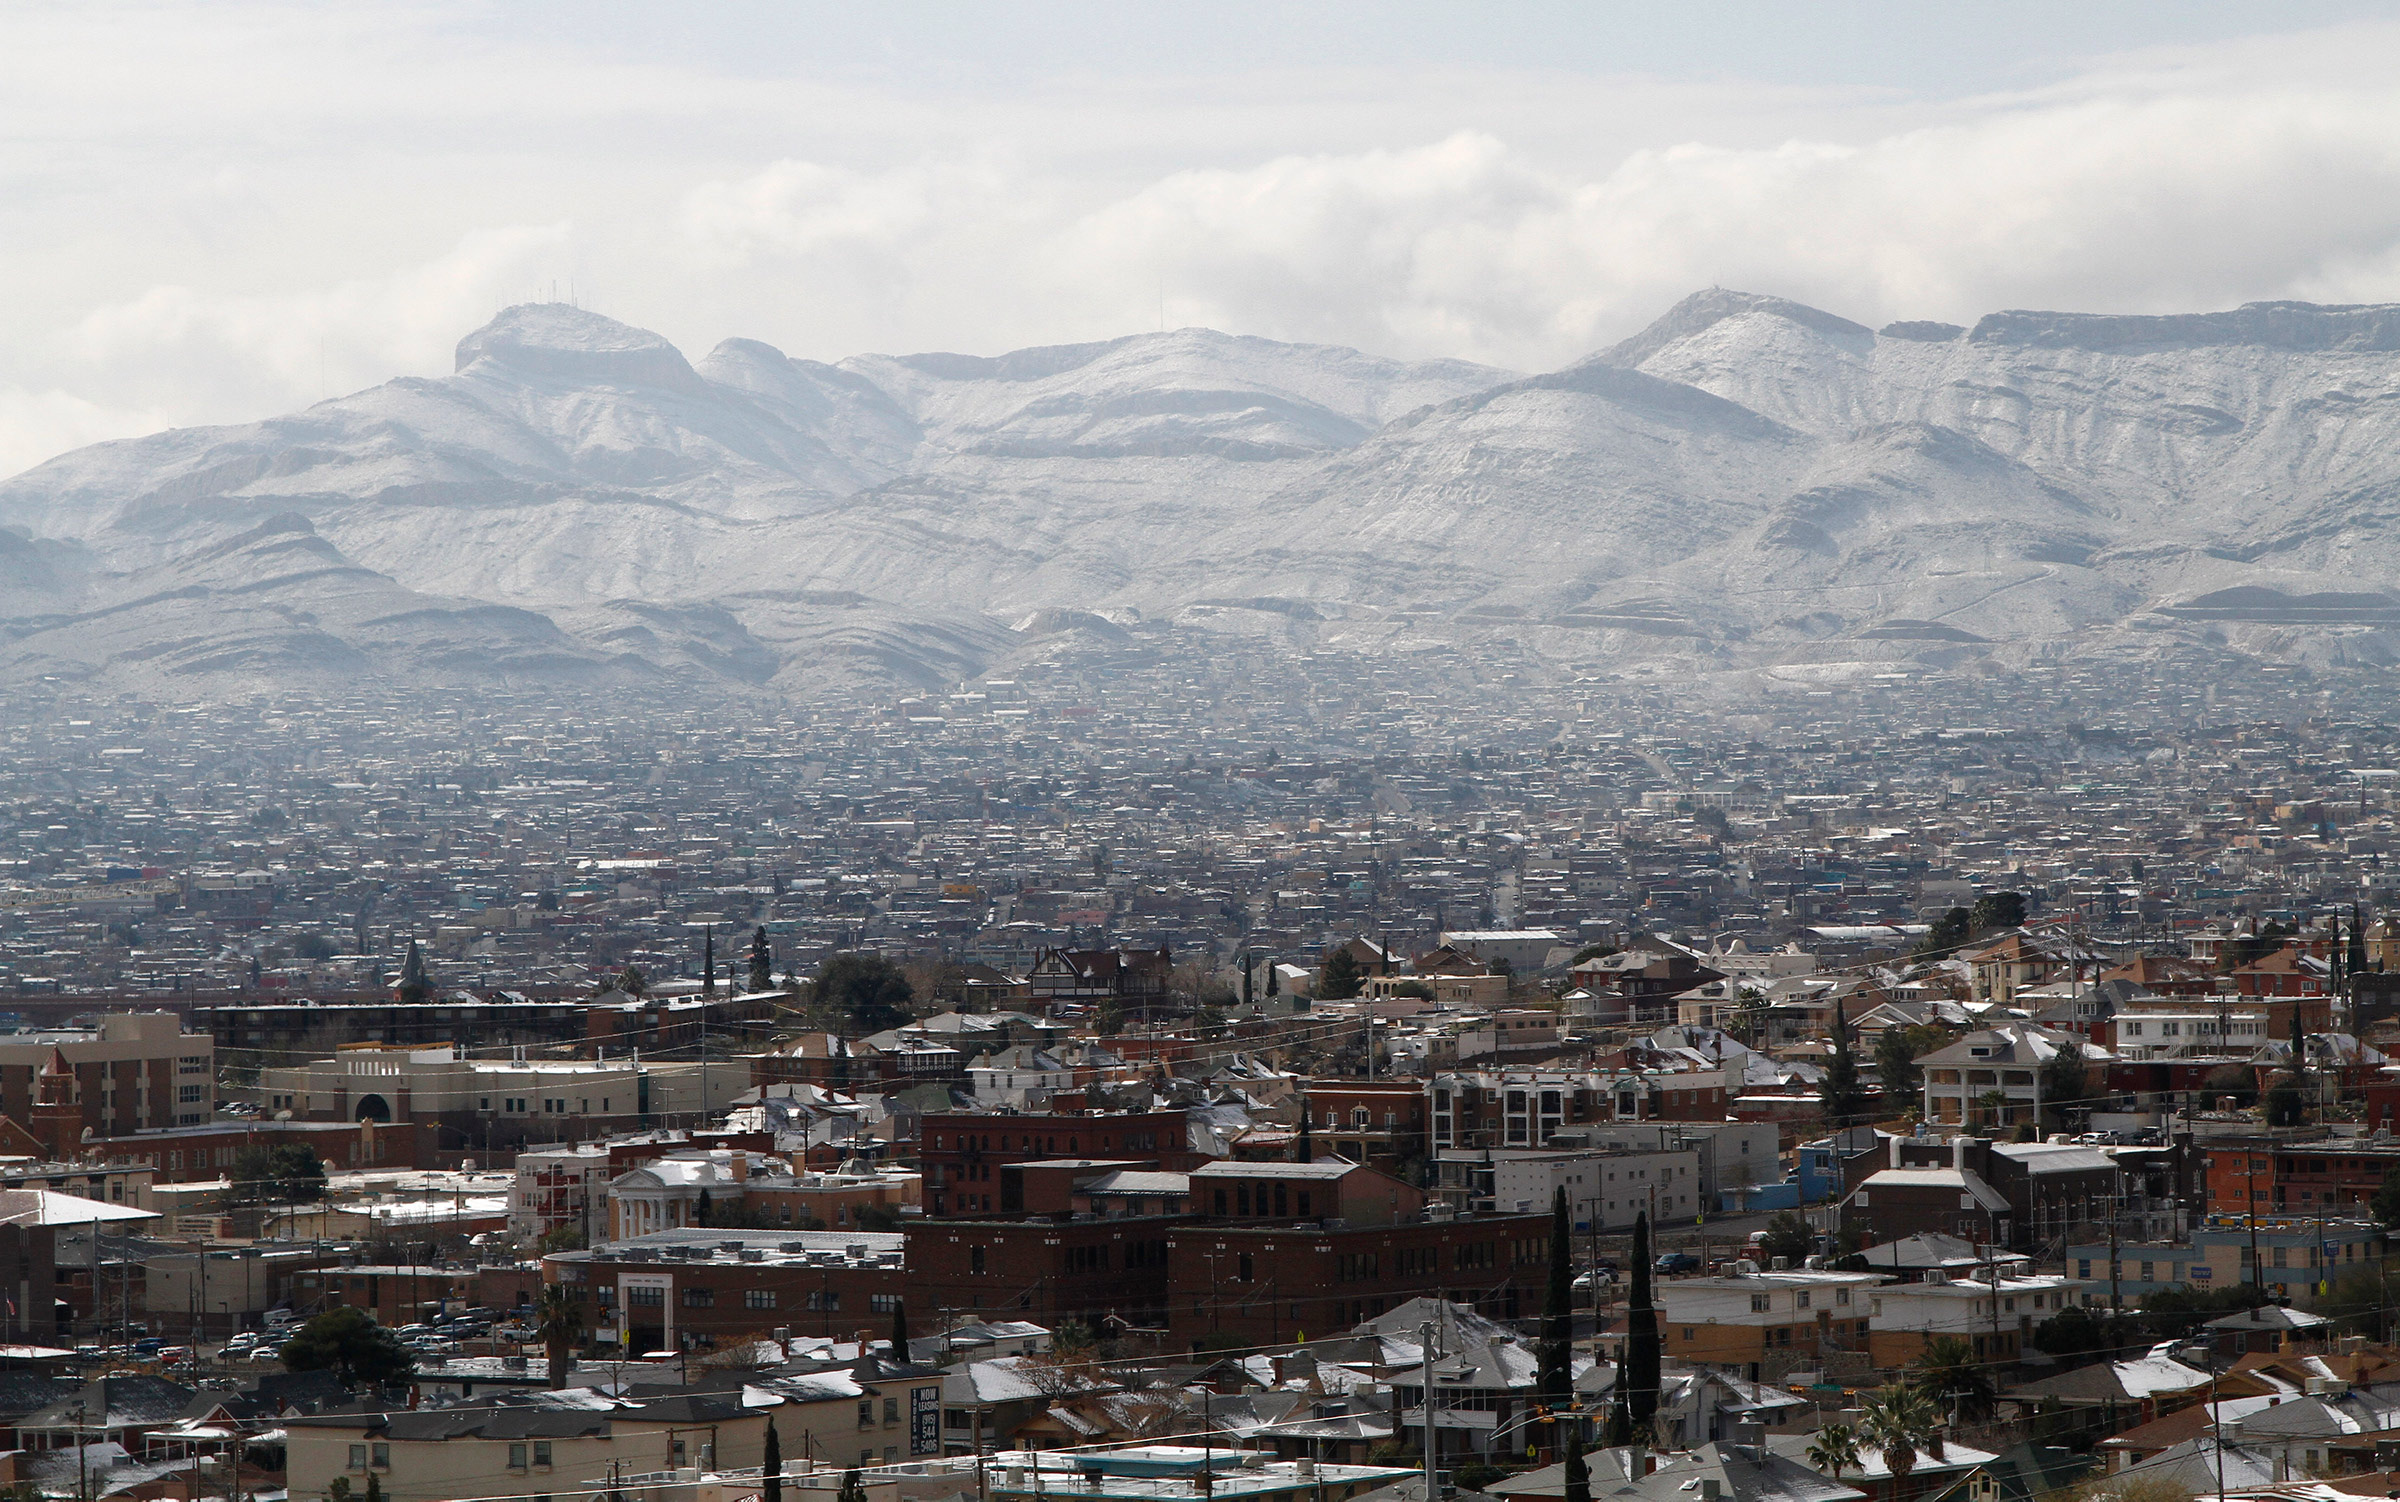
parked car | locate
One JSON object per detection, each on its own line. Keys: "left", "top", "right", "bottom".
{"left": 1653, "top": 1251, "right": 1702, "bottom": 1275}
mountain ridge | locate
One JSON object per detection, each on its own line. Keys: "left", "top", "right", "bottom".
{"left": 11, "top": 291, "right": 2400, "bottom": 697}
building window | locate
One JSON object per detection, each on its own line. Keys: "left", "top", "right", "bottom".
{"left": 871, "top": 1294, "right": 900, "bottom": 1313}
{"left": 683, "top": 1286, "right": 714, "bottom": 1307}
{"left": 859, "top": 1401, "right": 875, "bottom": 1430}
{"left": 370, "top": 1442, "right": 390, "bottom": 1468}
{"left": 533, "top": 1442, "right": 551, "bottom": 1467}
{"left": 627, "top": 1285, "right": 664, "bottom": 1307}
{"left": 1750, "top": 1293, "right": 1771, "bottom": 1312}
{"left": 810, "top": 1291, "right": 841, "bottom": 1311}
{"left": 885, "top": 1397, "right": 901, "bottom": 1423}
{"left": 746, "top": 1290, "right": 778, "bottom": 1310}
{"left": 510, "top": 1444, "right": 529, "bottom": 1470}
{"left": 349, "top": 1446, "right": 367, "bottom": 1471}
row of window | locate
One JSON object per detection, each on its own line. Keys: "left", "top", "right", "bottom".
{"left": 930, "top": 1129, "right": 1163, "bottom": 1153}
{"left": 481, "top": 1096, "right": 614, "bottom": 1114}
{"left": 1749, "top": 1287, "right": 1852, "bottom": 1312}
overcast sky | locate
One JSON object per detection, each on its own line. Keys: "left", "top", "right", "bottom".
{"left": 7, "top": 1, "right": 2400, "bottom": 476}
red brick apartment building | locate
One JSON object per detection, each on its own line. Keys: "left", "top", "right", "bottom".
{"left": 920, "top": 1110, "right": 1207, "bottom": 1215}
{"left": 1292, "top": 1083, "right": 1429, "bottom": 1169}
{"left": 1164, "top": 1211, "right": 1552, "bottom": 1346}
{"left": 543, "top": 1204, "right": 1552, "bottom": 1352}
{"left": 2203, "top": 1135, "right": 2400, "bottom": 1214}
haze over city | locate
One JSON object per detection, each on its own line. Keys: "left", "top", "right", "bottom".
{"left": 7, "top": 11, "right": 2400, "bottom": 1502}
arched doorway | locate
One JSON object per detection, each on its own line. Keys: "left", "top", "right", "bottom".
{"left": 355, "top": 1093, "right": 392, "bottom": 1123}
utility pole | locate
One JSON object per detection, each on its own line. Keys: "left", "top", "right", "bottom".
{"left": 1419, "top": 1319, "right": 1439, "bottom": 1502}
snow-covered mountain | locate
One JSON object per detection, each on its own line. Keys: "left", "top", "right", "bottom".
{"left": 11, "top": 290, "right": 2400, "bottom": 697}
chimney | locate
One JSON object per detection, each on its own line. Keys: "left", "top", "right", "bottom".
{"left": 731, "top": 1153, "right": 749, "bottom": 1184}
{"left": 1889, "top": 1135, "right": 1903, "bottom": 1170}
{"left": 1952, "top": 1136, "right": 1970, "bottom": 1174}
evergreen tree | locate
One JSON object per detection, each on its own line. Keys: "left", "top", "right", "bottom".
{"left": 1819, "top": 999, "right": 1869, "bottom": 1128}
{"left": 1317, "top": 948, "right": 1365, "bottom": 1001}
{"left": 2039, "top": 1038, "right": 2088, "bottom": 1129}
{"left": 1538, "top": 1188, "right": 1573, "bottom": 1408}
{"left": 1913, "top": 908, "right": 1971, "bottom": 960}
{"left": 750, "top": 926, "right": 774, "bottom": 993}
{"left": 1563, "top": 1429, "right": 1590, "bottom": 1502}
{"left": 1626, "top": 1211, "right": 1660, "bottom": 1429}
{"left": 838, "top": 1470, "right": 867, "bottom": 1502}
{"left": 397, "top": 940, "right": 431, "bottom": 1004}
{"left": 764, "top": 1421, "right": 782, "bottom": 1502}
{"left": 365, "top": 1474, "right": 382, "bottom": 1502}
{"left": 2372, "top": 1164, "right": 2400, "bottom": 1229}
{"left": 703, "top": 926, "right": 716, "bottom": 996}
{"left": 2353, "top": 904, "right": 2372, "bottom": 975}
{"left": 695, "top": 1188, "right": 713, "bottom": 1227}
{"left": 1296, "top": 1103, "right": 1313, "bottom": 1164}
{"left": 1603, "top": 1392, "right": 1633, "bottom": 1447}
{"left": 816, "top": 952, "right": 916, "bottom": 1033}
{"left": 2291, "top": 1002, "right": 2310, "bottom": 1109}
{"left": 1873, "top": 1024, "right": 1948, "bottom": 1106}
{"left": 1970, "top": 892, "right": 2027, "bottom": 932}
{"left": 891, "top": 1299, "right": 910, "bottom": 1356}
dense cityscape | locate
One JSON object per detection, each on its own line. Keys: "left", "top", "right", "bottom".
{"left": 0, "top": 660, "right": 2387, "bottom": 1502}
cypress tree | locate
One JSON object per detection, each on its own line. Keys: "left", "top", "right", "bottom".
{"left": 703, "top": 926, "right": 716, "bottom": 996}
{"left": 1603, "top": 1391, "right": 1633, "bottom": 1447}
{"left": 1563, "top": 1429, "right": 1590, "bottom": 1502}
{"left": 1818, "top": 997, "right": 1868, "bottom": 1128}
{"left": 1626, "top": 1210, "right": 1660, "bottom": 1430}
{"left": 1297, "top": 1103, "right": 1314, "bottom": 1165}
{"left": 891, "top": 1298, "right": 910, "bottom": 1357}
{"left": 764, "top": 1420, "right": 782, "bottom": 1502}
{"left": 1538, "top": 1187, "right": 1573, "bottom": 1408}
{"left": 2354, "top": 904, "right": 2373, "bottom": 975}
{"left": 750, "top": 926, "right": 774, "bottom": 993}
{"left": 397, "top": 940, "right": 431, "bottom": 1005}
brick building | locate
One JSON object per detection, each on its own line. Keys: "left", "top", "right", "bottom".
{"left": 911, "top": 1216, "right": 1178, "bottom": 1332}
{"left": 1164, "top": 1211, "right": 1552, "bottom": 1345}
{"left": 117, "top": 1118, "right": 430, "bottom": 1183}
{"left": 2201, "top": 1134, "right": 2400, "bottom": 1216}
{"left": 919, "top": 1110, "right": 1215, "bottom": 1215}
{"left": 288, "top": 1262, "right": 481, "bottom": 1325}
{"left": 1293, "top": 1082, "right": 1429, "bottom": 1169}
{"left": 0, "top": 1014, "right": 214, "bottom": 1135}
{"left": 546, "top": 1228, "right": 909, "bottom": 1352}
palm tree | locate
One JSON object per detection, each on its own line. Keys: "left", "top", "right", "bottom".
{"left": 1860, "top": 1383, "right": 1939, "bottom": 1481}
{"left": 1806, "top": 1422, "right": 1860, "bottom": 1482}
{"left": 535, "top": 1282, "right": 587, "bottom": 1390}
{"left": 1911, "top": 1335, "right": 1996, "bottom": 1423}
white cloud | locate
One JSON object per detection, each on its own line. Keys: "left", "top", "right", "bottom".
{"left": 60, "top": 223, "right": 574, "bottom": 417}
{"left": 11, "top": 7, "right": 2400, "bottom": 474}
